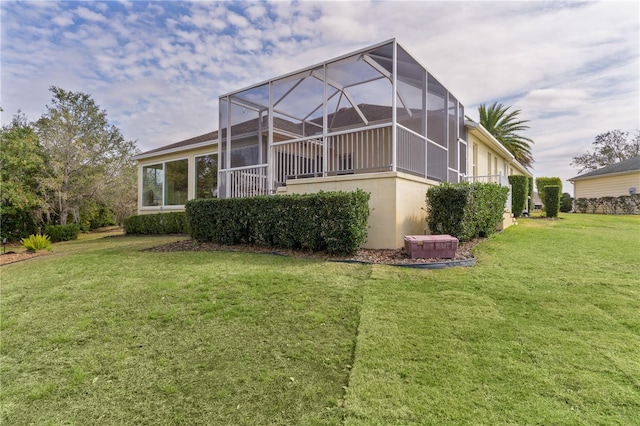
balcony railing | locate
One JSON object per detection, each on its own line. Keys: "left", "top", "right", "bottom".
{"left": 220, "top": 123, "right": 461, "bottom": 198}
{"left": 219, "top": 164, "right": 269, "bottom": 199}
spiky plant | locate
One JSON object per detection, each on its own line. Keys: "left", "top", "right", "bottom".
{"left": 20, "top": 234, "right": 52, "bottom": 253}
{"left": 479, "top": 102, "right": 535, "bottom": 169}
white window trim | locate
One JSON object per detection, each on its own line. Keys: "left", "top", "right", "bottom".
{"left": 141, "top": 156, "right": 190, "bottom": 210}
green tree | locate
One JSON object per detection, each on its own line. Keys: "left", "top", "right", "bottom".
{"left": 0, "top": 113, "right": 46, "bottom": 239}
{"left": 479, "top": 102, "right": 535, "bottom": 169}
{"left": 35, "top": 87, "right": 138, "bottom": 225}
{"left": 571, "top": 129, "right": 640, "bottom": 174}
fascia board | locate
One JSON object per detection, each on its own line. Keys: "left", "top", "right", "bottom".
{"left": 133, "top": 140, "right": 218, "bottom": 161}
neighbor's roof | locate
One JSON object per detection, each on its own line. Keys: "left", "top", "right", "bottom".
{"left": 569, "top": 155, "right": 640, "bottom": 182}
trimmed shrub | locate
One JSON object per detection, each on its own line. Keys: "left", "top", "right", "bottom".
{"left": 44, "top": 223, "right": 80, "bottom": 243}
{"left": 124, "top": 212, "right": 189, "bottom": 235}
{"left": 21, "top": 234, "right": 51, "bottom": 252}
{"left": 185, "top": 190, "right": 370, "bottom": 255}
{"left": 508, "top": 175, "right": 528, "bottom": 218}
{"left": 536, "top": 177, "right": 562, "bottom": 210}
{"left": 528, "top": 177, "right": 534, "bottom": 212}
{"left": 426, "top": 182, "right": 509, "bottom": 241}
{"left": 543, "top": 185, "right": 561, "bottom": 218}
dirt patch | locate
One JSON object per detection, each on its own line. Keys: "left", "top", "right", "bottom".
{"left": 143, "top": 238, "right": 483, "bottom": 265}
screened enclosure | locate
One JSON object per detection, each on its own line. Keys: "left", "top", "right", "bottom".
{"left": 218, "top": 39, "right": 467, "bottom": 198}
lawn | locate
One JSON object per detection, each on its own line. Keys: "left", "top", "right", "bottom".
{"left": 1, "top": 214, "right": 639, "bottom": 425}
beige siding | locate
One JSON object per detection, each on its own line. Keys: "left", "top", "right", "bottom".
{"left": 466, "top": 132, "right": 515, "bottom": 178}
{"left": 574, "top": 172, "right": 640, "bottom": 199}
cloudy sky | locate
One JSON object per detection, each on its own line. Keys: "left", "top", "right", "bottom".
{"left": 2, "top": 0, "right": 638, "bottom": 193}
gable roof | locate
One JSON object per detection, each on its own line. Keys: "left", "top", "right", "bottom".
{"left": 134, "top": 131, "right": 218, "bottom": 160}
{"left": 569, "top": 155, "right": 640, "bottom": 182}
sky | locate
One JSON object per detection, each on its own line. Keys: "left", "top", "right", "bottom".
{"left": 2, "top": 0, "right": 639, "bottom": 194}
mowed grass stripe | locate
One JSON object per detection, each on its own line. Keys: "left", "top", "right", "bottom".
{"left": 343, "top": 214, "right": 640, "bottom": 425}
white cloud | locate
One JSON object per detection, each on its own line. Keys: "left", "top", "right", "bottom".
{"left": 75, "top": 6, "right": 107, "bottom": 22}
{"left": 51, "top": 12, "right": 74, "bottom": 27}
{"left": 1, "top": 0, "right": 637, "bottom": 195}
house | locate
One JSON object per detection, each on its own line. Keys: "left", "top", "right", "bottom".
{"left": 134, "top": 39, "right": 532, "bottom": 249}
{"left": 568, "top": 156, "right": 640, "bottom": 212}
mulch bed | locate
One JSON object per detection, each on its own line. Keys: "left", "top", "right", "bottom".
{"left": 143, "top": 238, "right": 483, "bottom": 265}
{"left": 0, "top": 251, "right": 42, "bottom": 266}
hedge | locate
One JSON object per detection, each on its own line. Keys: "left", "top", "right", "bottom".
{"left": 574, "top": 195, "right": 640, "bottom": 214}
{"left": 185, "top": 190, "right": 370, "bottom": 255}
{"left": 124, "top": 212, "right": 189, "bottom": 235}
{"left": 528, "top": 177, "right": 534, "bottom": 212}
{"left": 560, "top": 193, "right": 573, "bottom": 213}
{"left": 426, "top": 182, "right": 509, "bottom": 241}
{"left": 536, "top": 177, "right": 562, "bottom": 210}
{"left": 543, "top": 185, "right": 561, "bottom": 218}
{"left": 44, "top": 223, "right": 80, "bottom": 243}
{"left": 508, "top": 175, "right": 528, "bottom": 218}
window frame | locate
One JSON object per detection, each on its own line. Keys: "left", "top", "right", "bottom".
{"left": 194, "top": 152, "right": 219, "bottom": 200}
{"left": 140, "top": 156, "right": 190, "bottom": 209}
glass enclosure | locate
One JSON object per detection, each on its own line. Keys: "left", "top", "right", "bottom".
{"left": 218, "top": 39, "right": 466, "bottom": 198}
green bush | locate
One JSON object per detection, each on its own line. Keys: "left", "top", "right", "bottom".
{"left": 536, "top": 177, "right": 562, "bottom": 210}
{"left": 508, "top": 175, "right": 528, "bottom": 218}
{"left": 185, "top": 190, "right": 370, "bottom": 255}
{"left": 528, "top": 177, "right": 534, "bottom": 212}
{"left": 573, "top": 195, "right": 640, "bottom": 214}
{"left": 80, "top": 202, "right": 116, "bottom": 232}
{"left": 575, "top": 197, "right": 589, "bottom": 213}
{"left": 20, "top": 234, "right": 51, "bottom": 252}
{"left": 426, "top": 182, "right": 509, "bottom": 241}
{"left": 44, "top": 223, "right": 80, "bottom": 243}
{"left": 0, "top": 205, "right": 40, "bottom": 242}
{"left": 123, "top": 212, "right": 189, "bottom": 235}
{"left": 544, "top": 186, "right": 561, "bottom": 218}
{"left": 560, "top": 193, "right": 573, "bottom": 213}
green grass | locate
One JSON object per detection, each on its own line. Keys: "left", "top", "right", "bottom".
{"left": 344, "top": 214, "right": 640, "bottom": 425}
{"left": 1, "top": 214, "right": 639, "bottom": 425}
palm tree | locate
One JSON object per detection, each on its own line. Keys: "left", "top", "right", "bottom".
{"left": 479, "top": 102, "right": 534, "bottom": 169}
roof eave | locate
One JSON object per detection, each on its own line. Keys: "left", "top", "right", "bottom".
{"left": 133, "top": 139, "right": 218, "bottom": 161}
{"left": 568, "top": 168, "right": 639, "bottom": 183}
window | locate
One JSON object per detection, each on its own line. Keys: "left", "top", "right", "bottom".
{"left": 472, "top": 143, "right": 478, "bottom": 177}
{"left": 164, "top": 159, "right": 188, "bottom": 205}
{"left": 142, "top": 159, "right": 188, "bottom": 207}
{"left": 196, "top": 154, "right": 218, "bottom": 198}
{"left": 142, "top": 164, "right": 163, "bottom": 206}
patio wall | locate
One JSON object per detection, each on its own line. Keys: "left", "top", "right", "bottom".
{"left": 278, "top": 171, "right": 438, "bottom": 249}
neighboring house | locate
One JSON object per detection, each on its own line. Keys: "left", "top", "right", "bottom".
{"left": 532, "top": 192, "right": 543, "bottom": 211}
{"left": 134, "top": 39, "right": 531, "bottom": 249}
{"left": 568, "top": 156, "right": 640, "bottom": 211}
